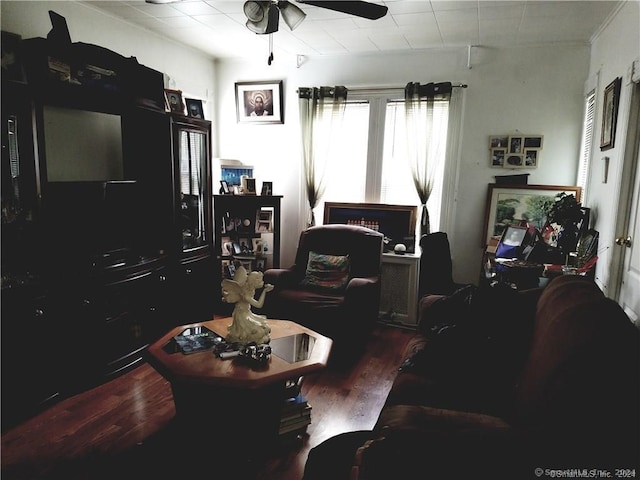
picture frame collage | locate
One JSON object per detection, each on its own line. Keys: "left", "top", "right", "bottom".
{"left": 489, "top": 135, "right": 543, "bottom": 169}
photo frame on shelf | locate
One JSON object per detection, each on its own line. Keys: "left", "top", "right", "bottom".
{"left": 495, "top": 225, "right": 529, "bottom": 258}
{"left": 165, "top": 89, "right": 185, "bottom": 114}
{"left": 255, "top": 209, "right": 273, "bottom": 233}
{"left": 261, "top": 181, "right": 273, "bottom": 196}
{"left": 255, "top": 258, "right": 266, "bottom": 272}
{"left": 238, "top": 237, "right": 251, "bottom": 253}
{"left": 245, "top": 178, "right": 257, "bottom": 195}
{"left": 235, "top": 80, "right": 284, "bottom": 124}
{"left": 220, "top": 236, "right": 232, "bottom": 255}
{"left": 482, "top": 184, "right": 582, "bottom": 247}
{"left": 600, "top": 77, "right": 621, "bottom": 150}
{"left": 219, "top": 180, "right": 230, "bottom": 195}
{"left": 252, "top": 238, "right": 264, "bottom": 255}
{"left": 185, "top": 98, "right": 204, "bottom": 119}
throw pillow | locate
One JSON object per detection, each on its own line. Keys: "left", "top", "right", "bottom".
{"left": 301, "top": 251, "right": 350, "bottom": 291}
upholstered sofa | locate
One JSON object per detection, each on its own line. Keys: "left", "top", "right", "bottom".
{"left": 304, "top": 275, "right": 639, "bottom": 479}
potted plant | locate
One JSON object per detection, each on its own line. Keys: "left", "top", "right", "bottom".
{"left": 546, "top": 192, "right": 585, "bottom": 255}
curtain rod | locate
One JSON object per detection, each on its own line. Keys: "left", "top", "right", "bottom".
{"left": 348, "top": 83, "right": 468, "bottom": 92}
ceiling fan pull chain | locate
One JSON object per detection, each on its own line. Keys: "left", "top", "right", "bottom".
{"left": 268, "top": 33, "right": 274, "bottom": 65}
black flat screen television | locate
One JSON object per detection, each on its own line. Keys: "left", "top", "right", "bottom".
{"left": 42, "top": 105, "right": 124, "bottom": 182}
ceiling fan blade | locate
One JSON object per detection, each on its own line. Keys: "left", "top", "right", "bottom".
{"left": 297, "top": 1, "right": 388, "bottom": 20}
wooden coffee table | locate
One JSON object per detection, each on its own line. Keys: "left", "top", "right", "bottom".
{"left": 146, "top": 317, "right": 332, "bottom": 441}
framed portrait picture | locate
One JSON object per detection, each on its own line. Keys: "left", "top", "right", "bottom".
{"left": 482, "top": 184, "right": 582, "bottom": 247}
{"left": 235, "top": 80, "right": 284, "bottom": 124}
{"left": 165, "top": 89, "right": 185, "bottom": 114}
{"left": 261, "top": 181, "right": 273, "bottom": 196}
{"left": 220, "top": 180, "right": 230, "bottom": 195}
{"left": 245, "top": 178, "right": 257, "bottom": 195}
{"left": 600, "top": 77, "right": 621, "bottom": 151}
{"left": 185, "top": 98, "right": 204, "bottom": 119}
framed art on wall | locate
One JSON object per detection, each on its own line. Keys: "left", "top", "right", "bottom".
{"left": 482, "top": 184, "right": 582, "bottom": 247}
{"left": 488, "top": 134, "right": 543, "bottom": 169}
{"left": 600, "top": 77, "right": 621, "bottom": 150}
{"left": 235, "top": 80, "right": 284, "bottom": 124}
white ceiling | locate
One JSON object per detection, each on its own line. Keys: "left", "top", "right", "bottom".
{"left": 79, "top": 0, "right": 624, "bottom": 60}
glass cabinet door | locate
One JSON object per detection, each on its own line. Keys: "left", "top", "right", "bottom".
{"left": 178, "top": 128, "right": 209, "bottom": 253}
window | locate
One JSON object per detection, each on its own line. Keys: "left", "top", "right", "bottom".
{"left": 577, "top": 89, "right": 596, "bottom": 202}
{"left": 316, "top": 90, "right": 451, "bottom": 236}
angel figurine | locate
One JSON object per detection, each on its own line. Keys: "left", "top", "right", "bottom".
{"left": 221, "top": 266, "right": 274, "bottom": 345}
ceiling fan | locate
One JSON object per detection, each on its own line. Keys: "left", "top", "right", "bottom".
{"left": 243, "top": 1, "right": 388, "bottom": 34}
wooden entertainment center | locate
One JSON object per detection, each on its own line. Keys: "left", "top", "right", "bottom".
{"left": 1, "top": 30, "right": 214, "bottom": 429}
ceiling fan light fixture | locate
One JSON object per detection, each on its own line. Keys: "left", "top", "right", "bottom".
{"left": 244, "top": 1, "right": 280, "bottom": 34}
{"left": 279, "top": 1, "right": 306, "bottom": 30}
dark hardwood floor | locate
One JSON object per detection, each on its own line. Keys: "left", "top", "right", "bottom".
{"left": 1, "top": 324, "right": 414, "bottom": 480}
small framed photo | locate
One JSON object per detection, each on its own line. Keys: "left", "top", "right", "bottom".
{"left": 489, "top": 136, "right": 509, "bottom": 149}
{"left": 252, "top": 238, "right": 264, "bottom": 255}
{"left": 499, "top": 225, "right": 528, "bottom": 247}
{"left": 165, "top": 89, "right": 185, "bottom": 114}
{"left": 491, "top": 148, "right": 506, "bottom": 167}
{"left": 261, "top": 181, "right": 273, "bottom": 196}
{"left": 226, "top": 262, "right": 236, "bottom": 279}
{"left": 238, "top": 238, "right": 251, "bottom": 253}
{"left": 495, "top": 225, "right": 529, "bottom": 258}
{"left": 505, "top": 154, "right": 524, "bottom": 167}
{"left": 185, "top": 98, "right": 204, "bottom": 119}
{"left": 255, "top": 258, "right": 266, "bottom": 272}
{"left": 600, "top": 77, "right": 622, "bottom": 151}
{"left": 523, "top": 136, "right": 543, "bottom": 149}
{"left": 220, "top": 180, "right": 230, "bottom": 195}
{"left": 245, "top": 178, "right": 257, "bottom": 195}
{"left": 220, "top": 236, "right": 232, "bottom": 255}
{"left": 508, "top": 136, "right": 523, "bottom": 154}
{"left": 235, "top": 80, "right": 284, "bottom": 124}
{"left": 524, "top": 149, "right": 538, "bottom": 167}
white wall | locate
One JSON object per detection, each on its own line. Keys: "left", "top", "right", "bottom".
{"left": 4, "top": 1, "right": 634, "bottom": 286}
{"left": 585, "top": 0, "right": 640, "bottom": 293}
{"left": 216, "top": 44, "right": 590, "bottom": 281}
{"left": 0, "top": 1, "right": 216, "bottom": 119}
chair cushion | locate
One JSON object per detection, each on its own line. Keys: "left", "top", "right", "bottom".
{"left": 301, "top": 251, "right": 350, "bottom": 291}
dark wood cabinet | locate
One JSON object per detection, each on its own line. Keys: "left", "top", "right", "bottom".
{"left": 1, "top": 36, "right": 214, "bottom": 427}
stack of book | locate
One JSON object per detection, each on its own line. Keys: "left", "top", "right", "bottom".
{"left": 278, "top": 392, "right": 312, "bottom": 435}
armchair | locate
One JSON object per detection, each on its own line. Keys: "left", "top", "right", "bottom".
{"left": 261, "top": 224, "right": 384, "bottom": 359}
